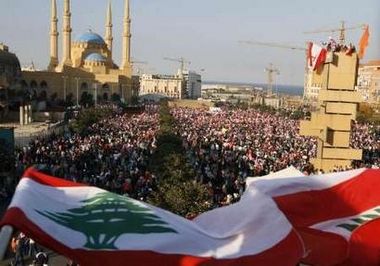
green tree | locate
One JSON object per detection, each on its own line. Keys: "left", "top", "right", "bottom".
{"left": 37, "top": 192, "right": 177, "bottom": 250}
{"left": 148, "top": 100, "right": 212, "bottom": 217}
{"left": 70, "top": 107, "right": 112, "bottom": 134}
{"left": 148, "top": 181, "right": 211, "bottom": 217}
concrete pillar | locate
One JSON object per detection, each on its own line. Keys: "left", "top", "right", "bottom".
{"left": 28, "top": 105, "right": 32, "bottom": 124}
{"left": 24, "top": 106, "right": 28, "bottom": 125}
{"left": 19, "top": 106, "right": 24, "bottom": 125}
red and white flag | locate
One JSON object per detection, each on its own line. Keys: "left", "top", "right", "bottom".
{"left": 250, "top": 168, "right": 380, "bottom": 266}
{"left": 307, "top": 42, "right": 327, "bottom": 71}
{"left": 0, "top": 168, "right": 304, "bottom": 266}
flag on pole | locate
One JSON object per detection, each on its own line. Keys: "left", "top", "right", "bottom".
{"left": 250, "top": 168, "right": 380, "bottom": 266}
{"left": 307, "top": 42, "right": 327, "bottom": 71}
{"left": 0, "top": 168, "right": 304, "bottom": 266}
{"left": 358, "top": 25, "right": 370, "bottom": 59}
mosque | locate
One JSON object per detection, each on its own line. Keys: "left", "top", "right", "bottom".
{"left": 21, "top": 0, "right": 133, "bottom": 105}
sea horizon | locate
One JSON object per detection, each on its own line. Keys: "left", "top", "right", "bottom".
{"left": 203, "top": 80, "right": 304, "bottom": 96}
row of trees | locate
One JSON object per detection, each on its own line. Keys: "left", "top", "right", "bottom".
{"left": 148, "top": 100, "right": 211, "bottom": 217}
{"left": 69, "top": 107, "right": 114, "bottom": 135}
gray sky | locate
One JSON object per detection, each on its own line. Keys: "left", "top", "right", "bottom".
{"left": 0, "top": 0, "right": 379, "bottom": 85}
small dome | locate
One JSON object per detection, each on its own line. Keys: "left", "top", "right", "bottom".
{"left": 75, "top": 31, "right": 105, "bottom": 45}
{"left": 84, "top": 53, "right": 107, "bottom": 62}
{"left": 0, "top": 50, "right": 21, "bottom": 68}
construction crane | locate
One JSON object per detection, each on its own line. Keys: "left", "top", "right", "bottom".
{"left": 239, "top": 40, "right": 307, "bottom": 96}
{"left": 163, "top": 57, "right": 191, "bottom": 77}
{"left": 265, "top": 63, "right": 280, "bottom": 96}
{"left": 239, "top": 40, "right": 306, "bottom": 51}
{"left": 131, "top": 60, "right": 148, "bottom": 75}
{"left": 303, "top": 21, "right": 367, "bottom": 45}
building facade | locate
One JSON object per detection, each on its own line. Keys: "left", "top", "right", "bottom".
{"left": 303, "top": 69, "right": 322, "bottom": 105}
{"left": 20, "top": 0, "right": 133, "bottom": 107}
{"left": 356, "top": 60, "right": 380, "bottom": 103}
{"left": 139, "top": 74, "right": 184, "bottom": 99}
{"left": 182, "top": 71, "right": 202, "bottom": 99}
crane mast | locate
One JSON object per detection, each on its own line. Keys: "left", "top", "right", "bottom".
{"left": 163, "top": 57, "right": 191, "bottom": 77}
{"left": 303, "top": 21, "right": 367, "bottom": 45}
{"left": 265, "top": 63, "right": 280, "bottom": 96}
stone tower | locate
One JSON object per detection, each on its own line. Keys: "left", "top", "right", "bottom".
{"left": 105, "top": 1, "right": 113, "bottom": 57}
{"left": 48, "top": 0, "right": 59, "bottom": 71}
{"left": 62, "top": 0, "right": 72, "bottom": 66}
{"left": 300, "top": 52, "right": 363, "bottom": 172}
{"left": 121, "top": 0, "right": 131, "bottom": 71}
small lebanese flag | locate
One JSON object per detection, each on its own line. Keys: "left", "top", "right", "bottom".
{"left": 250, "top": 168, "right": 380, "bottom": 266}
{"left": 0, "top": 168, "right": 304, "bottom": 266}
{"left": 307, "top": 42, "right": 327, "bottom": 71}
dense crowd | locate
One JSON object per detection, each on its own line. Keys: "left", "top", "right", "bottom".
{"left": 15, "top": 105, "right": 159, "bottom": 201}
{"left": 11, "top": 106, "right": 380, "bottom": 205}
{"left": 171, "top": 107, "right": 379, "bottom": 204}
{"left": 351, "top": 121, "right": 380, "bottom": 168}
{"left": 172, "top": 108, "right": 317, "bottom": 205}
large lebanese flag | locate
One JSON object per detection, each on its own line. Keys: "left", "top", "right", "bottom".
{"left": 249, "top": 168, "right": 380, "bottom": 266}
{"left": 0, "top": 168, "right": 304, "bottom": 266}
{"left": 307, "top": 42, "right": 327, "bottom": 71}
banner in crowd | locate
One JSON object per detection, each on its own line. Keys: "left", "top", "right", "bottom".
{"left": 0, "top": 168, "right": 304, "bottom": 266}
{"left": 250, "top": 168, "right": 380, "bottom": 266}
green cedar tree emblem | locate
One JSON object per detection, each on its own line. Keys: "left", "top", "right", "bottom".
{"left": 36, "top": 192, "right": 177, "bottom": 250}
{"left": 337, "top": 208, "right": 380, "bottom": 232}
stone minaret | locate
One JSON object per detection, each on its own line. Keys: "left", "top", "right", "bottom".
{"left": 105, "top": 1, "right": 113, "bottom": 56}
{"left": 62, "top": 0, "right": 72, "bottom": 66}
{"left": 48, "top": 0, "right": 59, "bottom": 71}
{"left": 121, "top": 0, "right": 131, "bottom": 70}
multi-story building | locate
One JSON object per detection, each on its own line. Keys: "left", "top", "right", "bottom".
{"left": 182, "top": 71, "right": 201, "bottom": 99}
{"left": 139, "top": 74, "right": 184, "bottom": 99}
{"left": 356, "top": 60, "right": 380, "bottom": 103}
{"left": 303, "top": 69, "right": 322, "bottom": 105}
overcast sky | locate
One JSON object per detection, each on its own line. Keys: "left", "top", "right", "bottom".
{"left": 0, "top": 0, "right": 379, "bottom": 85}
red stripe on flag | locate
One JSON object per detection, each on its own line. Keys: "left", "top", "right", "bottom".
{"left": 22, "top": 167, "right": 85, "bottom": 187}
{"left": 0, "top": 208, "right": 303, "bottom": 266}
{"left": 297, "top": 227, "right": 348, "bottom": 266}
{"left": 274, "top": 169, "right": 380, "bottom": 227}
{"left": 339, "top": 218, "right": 380, "bottom": 266}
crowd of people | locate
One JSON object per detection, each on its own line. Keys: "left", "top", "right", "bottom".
{"left": 172, "top": 108, "right": 317, "bottom": 205}
{"left": 322, "top": 37, "right": 356, "bottom": 55}
{"left": 172, "top": 107, "right": 379, "bottom": 205}
{"left": 15, "top": 105, "right": 160, "bottom": 202}
{"left": 11, "top": 106, "right": 380, "bottom": 206}
{"left": 351, "top": 121, "right": 380, "bottom": 168}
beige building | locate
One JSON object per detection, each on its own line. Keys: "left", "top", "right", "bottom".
{"left": 20, "top": 0, "right": 132, "bottom": 106}
{"left": 303, "top": 69, "right": 322, "bottom": 105}
{"left": 356, "top": 60, "right": 380, "bottom": 103}
{"left": 140, "top": 74, "right": 185, "bottom": 99}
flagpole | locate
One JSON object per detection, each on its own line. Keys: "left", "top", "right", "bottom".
{"left": 0, "top": 225, "right": 13, "bottom": 260}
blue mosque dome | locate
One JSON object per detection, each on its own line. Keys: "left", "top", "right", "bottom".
{"left": 75, "top": 31, "right": 105, "bottom": 45}
{"left": 85, "top": 53, "right": 107, "bottom": 62}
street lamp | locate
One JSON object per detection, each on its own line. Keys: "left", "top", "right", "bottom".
{"left": 75, "top": 77, "right": 80, "bottom": 106}
{"left": 93, "top": 82, "right": 98, "bottom": 106}
{"left": 62, "top": 76, "right": 68, "bottom": 102}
